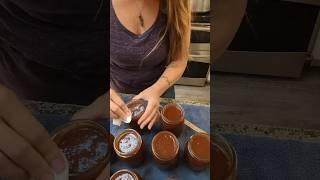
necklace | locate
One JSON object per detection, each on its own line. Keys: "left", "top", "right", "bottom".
{"left": 137, "top": 0, "right": 145, "bottom": 27}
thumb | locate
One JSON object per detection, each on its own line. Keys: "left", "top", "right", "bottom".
{"left": 132, "top": 93, "right": 144, "bottom": 101}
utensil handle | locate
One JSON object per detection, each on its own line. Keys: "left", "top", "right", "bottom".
{"left": 184, "top": 119, "right": 207, "bottom": 134}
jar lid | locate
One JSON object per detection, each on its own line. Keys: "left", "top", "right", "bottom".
{"left": 51, "top": 120, "right": 110, "bottom": 175}
{"left": 161, "top": 103, "right": 185, "bottom": 125}
{"left": 152, "top": 131, "right": 179, "bottom": 161}
{"left": 188, "top": 133, "right": 210, "bottom": 163}
{"left": 111, "top": 169, "right": 140, "bottom": 180}
{"left": 114, "top": 129, "right": 142, "bottom": 157}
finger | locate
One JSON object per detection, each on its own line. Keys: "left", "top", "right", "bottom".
{"left": 0, "top": 151, "right": 29, "bottom": 180}
{"left": 0, "top": 121, "right": 54, "bottom": 180}
{"left": 110, "top": 110, "right": 120, "bottom": 119}
{"left": 110, "top": 92, "right": 130, "bottom": 115}
{"left": 132, "top": 94, "right": 142, "bottom": 101}
{"left": 0, "top": 93, "right": 66, "bottom": 175}
{"left": 138, "top": 102, "right": 157, "bottom": 125}
{"left": 72, "top": 94, "right": 108, "bottom": 120}
{"left": 140, "top": 108, "right": 157, "bottom": 129}
{"left": 110, "top": 101, "right": 127, "bottom": 120}
{"left": 148, "top": 111, "right": 160, "bottom": 130}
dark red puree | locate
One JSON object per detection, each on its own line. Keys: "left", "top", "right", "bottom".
{"left": 189, "top": 134, "right": 210, "bottom": 160}
{"left": 163, "top": 105, "right": 182, "bottom": 122}
{"left": 161, "top": 103, "right": 185, "bottom": 137}
{"left": 153, "top": 133, "right": 177, "bottom": 159}
{"left": 58, "top": 127, "right": 108, "bottom": 174}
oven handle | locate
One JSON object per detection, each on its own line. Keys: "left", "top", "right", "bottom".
{"left": 191, "top": 26, "right": 210, "bottom": 32}
{"left": 189, "top": 54, "right": 210, "bottom": 63}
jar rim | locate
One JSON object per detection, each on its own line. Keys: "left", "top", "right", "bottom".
{"left": 111, "top": 169, "right": 140, "bottom": 180}
{"left": 151, "top": 131, "right": 179, "bottom": 161}
{"left": 113, "top": 129, "right": 142, "bottom": 158}
{"left": 212, "top": 134, "right": 238, "bottom": 173}
{"left": 187, "top": 133, "right": 210, "bottom": 163}
{"left": 161, "top": 103, "right": 185, "bottom": 125}
{"left": 51, "top": 119, "right": 110, "bottom": 175}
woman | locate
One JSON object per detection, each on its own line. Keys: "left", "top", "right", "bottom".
{"left": 110, "top": 0, "right": 191, "bottom": 130}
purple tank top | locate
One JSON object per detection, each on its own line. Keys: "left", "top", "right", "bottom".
{"left": 110, "top": 2, "right": 169, "bottom": 94}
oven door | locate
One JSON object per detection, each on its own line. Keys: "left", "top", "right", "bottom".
{"left": 215, "top": 0, "right": 320, "bottom": 78}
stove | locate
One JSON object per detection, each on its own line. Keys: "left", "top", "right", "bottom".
{"left": 176, "top": 11, "right": 211, "bottom": 86}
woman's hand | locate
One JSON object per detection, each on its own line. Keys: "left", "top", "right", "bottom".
{"left": 133, "top": 87, "right": 161, "bottom": 130}
{"left": 0, "top": 85, "right": 66, "bottom": 180}
{"left": 109, "top": 89, "right": 131, "bottom": 120}
{"left": 72, "top": 89, "right": 131, "bottom": 121}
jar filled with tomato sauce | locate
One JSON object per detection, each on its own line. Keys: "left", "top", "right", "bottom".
{"left": 212, "top": 134, "right": 238, "bottom": 180}
{"left": 113, "top": 129, "right": 145, "bottom": 166}
{"left": 185, "top": 133, "right": 210, "bottom": 171}
{"left": 111, "top": 169, "right": 142, "bottom": 180}
{"left": 51, "top": 120, "right": 111, "bottom": 180}
{"left": 160, "top": 103, "right": 185, "bottom": 137}
{"left": 152, "top": 131, "right": 180, "bottom": 169}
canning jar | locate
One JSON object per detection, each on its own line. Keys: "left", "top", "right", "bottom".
{"left": 111, "top": 169, "right": 142, "bottom": 180}
{"left": 160, "top": 103, "right": 185, "bottom": 137}
{"left": 152, "top": 131, "right": 179, "bottom": 169}
{"left": 51, "top": 120, "right": 111, "bottom": 180}
{"left": 185, "top": 133, "right": 210, "bottom": 171}
{"left": 127, "top": 99, "right": 148, "bottom": 133}
{"left": 113, "top": 129, "right": 145, "bottom": 166}
{"left": 212, "top": 134, "right": 238, "bottom": 180}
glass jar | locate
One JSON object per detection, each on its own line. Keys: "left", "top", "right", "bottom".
{"left": 127, "top": 99, "right": 148, "bottom": 133}
{"left": 160, "top": 103, "right": 185, "bottom": 137}
{"left": 212, "top": 134, "right": 238, "bottom": 180}
{"left": 113, "top": 129, "right": 145, "bottom": 166}
{"left": 111, "top": 169, "right": 142, "bottom": 180}
{"left": 151, "top": 131, "right": 179, "bottom": 169}
{"left": 51, "top": 120, "right": 111, "bottom": 180}
{"left": 185, "top": 133, "right": 210, "bottom": 171}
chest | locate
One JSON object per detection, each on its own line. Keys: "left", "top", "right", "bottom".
{"left": 111, "top": 0, "right": 160, "bottom": 36}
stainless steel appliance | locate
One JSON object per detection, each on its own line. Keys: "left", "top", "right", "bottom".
{"left": 176, "top": 1, "right": 211, "bottom": 86}
{"left": 215, "top": 0, "right": 320, "bottom": 78}
{"left": 190, "top": 0, "right": 210, "bottom": 13}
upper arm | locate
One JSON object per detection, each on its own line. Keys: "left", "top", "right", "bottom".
{"left": 212, "top": 0, "right": 248, "bottom": 62}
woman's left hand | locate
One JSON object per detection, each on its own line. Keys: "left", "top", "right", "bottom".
{"left": 133, "top": 87, "right": 161, "bottom": 130}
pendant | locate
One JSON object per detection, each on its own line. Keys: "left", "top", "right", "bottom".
{"left": 139, "top": 14, "right": 144, "bottom": 27}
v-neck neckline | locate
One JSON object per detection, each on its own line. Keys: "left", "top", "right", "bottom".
{"left": 111, "top": 0, "right": 161, "bottom": 38}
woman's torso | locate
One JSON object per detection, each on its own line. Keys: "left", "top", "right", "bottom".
{"left": 110, "top": 1, "right": 169, "bottom": 94}
{"left": 0, "top": 0, "right": 108, "bottom": 104}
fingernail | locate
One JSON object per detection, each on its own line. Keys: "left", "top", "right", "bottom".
{"left": 51, "top": 158, "right": 66, "bottom": 174}
{"left": 41, "top": 173, "right": 54, "bottom": 180}
{"left": 123, "top": 114, "right": 132, "bottom": 124}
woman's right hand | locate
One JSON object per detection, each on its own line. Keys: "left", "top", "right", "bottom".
{"left": 110, "top": 88, "right": 131, "bottom": 120}
{"left": 0, "top": 85, "right": 66, "bottom": 180}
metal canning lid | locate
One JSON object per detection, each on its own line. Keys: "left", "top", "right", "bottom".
{"left": 113, "top": 129, "right": 143, "bottom": 158}
{"left": 111, "top": 169, "right": 140, "bottom": 180}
